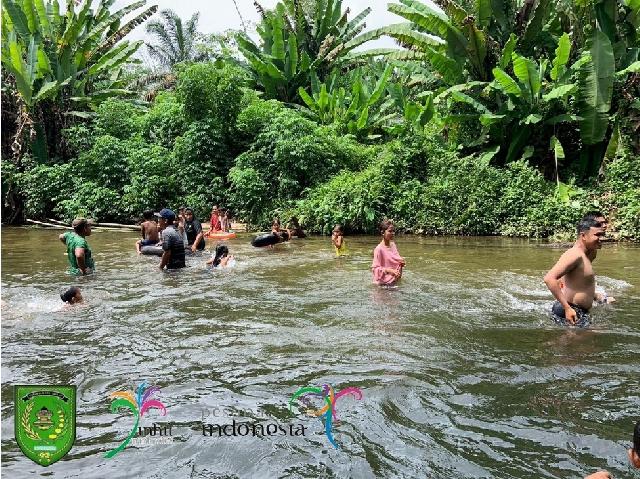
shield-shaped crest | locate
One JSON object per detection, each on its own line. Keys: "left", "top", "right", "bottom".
{"left": 14, "top": 385, "right": 76, "bottom": 466}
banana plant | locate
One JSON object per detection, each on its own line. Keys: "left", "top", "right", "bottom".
{"left": 297, "top": 65, "right": 397, "bottom": 138}
{"left": 236, "top": 0, "right": 374, "bottom": 103}
{"left": 1, "top": 0, "right": 157, "bottom": 162}
{"left": 352, "top": 0, "right": 554, "bottom": 85}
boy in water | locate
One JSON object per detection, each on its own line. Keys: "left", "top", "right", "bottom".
{"left": 58, "top": 218, "right": 95, "bottom": 275}
{"left": 544, "top": 218, "right": 605, "bottom": 327}
{"left": 60, "top": 287, "right": 83, "bottom": 304}
{"left": 136, "top": 210, "right": 160, "bottom": 254}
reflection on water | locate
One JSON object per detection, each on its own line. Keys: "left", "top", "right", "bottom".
{"left": 1, "top": 228, "right": 639, "bottom": 478}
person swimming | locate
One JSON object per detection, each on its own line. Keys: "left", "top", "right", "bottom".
{"left": 206, "top": 244, "right": 235, "bottom": 268}
{"left": 60, "top": 287, "right": 83, "bottom": 304}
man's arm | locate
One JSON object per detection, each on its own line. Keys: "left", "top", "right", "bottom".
{"left": 159, "top": 250, "right": 171, "bottom": 270}
{"left": 74, "top": 247, "right": 87, "bottom": 274}
{"left": 59, "top": 233, "right": 67, "bottom": 244}
{"left": 192, "top": 232, "right": 204, "bottom": 252}
{"left": 543, "top": 250, "right": 581, "bottom": 322}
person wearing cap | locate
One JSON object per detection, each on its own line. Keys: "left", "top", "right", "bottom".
{"left": 184, "top": 207, "right": 205, "bottom": 253}
{"left": 58, "top": 218, "right": 95, "bottom": 275}
{"left": 156, "top": 208, "right": 185, "bottom": 270}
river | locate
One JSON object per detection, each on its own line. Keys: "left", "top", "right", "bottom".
{"left": 1, "top": 228, "right": 639, "bottom": 478}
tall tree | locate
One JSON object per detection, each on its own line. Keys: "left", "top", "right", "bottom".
{"left": 145, "top": 9, "right": 201, "bottom": 67}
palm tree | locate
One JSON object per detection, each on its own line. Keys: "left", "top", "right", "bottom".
{"left": 145, "top": 9, "right": 201, "bottom": 67}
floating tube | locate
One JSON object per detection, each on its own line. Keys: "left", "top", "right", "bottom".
{"left": 251, "top": 232, "right": 289, "bottom": 247}
{"left": 141, "top": 245, "right": 163, "bottom": 256}
{"left": 251, "top": 233, "right": 280, "bottom": 248}
{"left": 205, "top": 231, "right": 237, "bottom": 240}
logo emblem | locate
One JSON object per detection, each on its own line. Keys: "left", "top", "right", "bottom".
{"left": 289, "top": 384, "right": 362, "bottom": 448}
{"left": 105, "top": 382, "right": 166, "bottom": 458}
{"left": 15, "top": 385, "right": 76, "bottom": 466}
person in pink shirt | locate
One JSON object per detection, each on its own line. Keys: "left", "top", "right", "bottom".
{"left": 371, "top": 219, "right": 405, "bottom": 285}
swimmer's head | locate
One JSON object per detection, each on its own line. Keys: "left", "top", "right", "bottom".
{"left": 212, "top": 243, "right": 229, "bottom": 267}
{"left": 61, "top": 287, "right": 82, "bottom": 304}
{"left": 143, "top": 209, "right": 154, "bottom": 220}
{"left": 577, "top": 218, "right": 603, "bottom": 250}
{"left": 72, "top": 218, "right": 92, "bottom": 236}
{"left": 333, "top": 224, "right": 343, "bottom": 234}
{"left": 629, "top": 421, "right": 640, "bottom": 468}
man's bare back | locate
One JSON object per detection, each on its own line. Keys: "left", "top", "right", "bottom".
{"left": 142, "top": 220, "right": 159, "bottom": 242}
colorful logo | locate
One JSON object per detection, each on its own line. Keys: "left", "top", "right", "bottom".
{"left": 289, "top": 384, "right": 362, "bottom": 448}
{"left": 105, "top": 382, "right": 166, "bottom": 458}
{"left": 14, "top": 385, "right": 76, "bottom": 466}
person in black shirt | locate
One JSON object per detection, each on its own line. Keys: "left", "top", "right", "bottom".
{"left": 156, "top": 208, "right": 186, "bottom": 270}
{"left": 184, "top": 207, "right": 205, "bottom": 253}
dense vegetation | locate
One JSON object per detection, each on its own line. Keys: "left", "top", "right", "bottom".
{"left": 2, "top": 0, "right": 639, "bottom": 239}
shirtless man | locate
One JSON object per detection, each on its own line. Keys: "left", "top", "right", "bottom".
{"left": 136, "top": 210, "right": 160, "bottom": 254}
{"left": 543, "top": 218, "right": 605, "bottom": 327}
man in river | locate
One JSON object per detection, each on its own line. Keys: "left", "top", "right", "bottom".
{"left": 543, "top": 218, "right": 605, "bottom": 327}
{"left": 58, "top": 218, "right": 95, "bottom": 275}
{"left": 156, "top": 208, "right": 185, "bottom": 270}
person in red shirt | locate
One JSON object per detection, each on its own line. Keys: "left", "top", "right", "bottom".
{"left": 208, "top": 205, "right": 221, "bottom": 234}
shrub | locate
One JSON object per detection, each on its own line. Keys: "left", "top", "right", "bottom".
{"left": 94, "top": 99, "right": 144, "bottom": 140}
{"left": 16, "top": 163, "right": 73, "bottom": 219}
{"left": 141, "top": 93, "right": 187, "bottom": 149}
{"left": 176, "top": 63, "right": 245, "bottom": 138}
{"left": 57, "top": 180, "right": 122, "bottom": 222}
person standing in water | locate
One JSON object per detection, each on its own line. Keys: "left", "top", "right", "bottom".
{"left": 331, "top": 224, "right": 347, "bottom": 256}
{"left": 157, "top": 209, "right": 186, "bottom": 270}
{"left": 544, "top": 218, "right": 605, "bottom": 327}
{"left": 371, "top": 219, "right": 405, "bottom": 285}
{"left": 58, "top": 218, "right": 95, "bottom": 275}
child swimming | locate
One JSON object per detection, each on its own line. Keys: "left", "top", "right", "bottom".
{"left": 60, "top": 287, "right": 83, "bottom": 304}
{"left": 371, "top": 219, "right": 405, "bottom": 286}
{"left": 331, "top": 224, "right": 347, "bottom": 256}
{"left": 206, "top": 244, "right": 235, "bottom": 268}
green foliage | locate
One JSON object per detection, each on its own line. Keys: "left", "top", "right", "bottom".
{"left": 236, "top": 0, "right": 373, "bottom": 102}
{"left": 176, "top": 63, "right": 246, "bottom": 137}
{"left": 15, "top": 163, "right": 73, "bottom": 219}
{"left": 94, "top": 99, "right": 144, "bottom": 140}
{"left": 145, "top": 9, "right": 202, "bottom": 67}
{"left": 1, "top": 0, "right": 157, "bottom": 161}
{"left": 141, "top": 93, "right": 187, "bottom": 148}
{"left": 57, "top": 181, "right": 122, "bottom": 222}
{"left": 228, "top": 106, "right": 371, "bottom": 226}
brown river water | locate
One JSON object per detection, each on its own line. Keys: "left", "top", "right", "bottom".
{"left": 1, "top": 228, "right": 639, "bottom": 478}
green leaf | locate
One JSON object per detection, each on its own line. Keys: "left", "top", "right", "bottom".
{"left": 3, "top": 0, "right": 31, "bottom": 38}
{"left": 578, "top": 31, "right": 615, "bottom": 144}
{"left": 22, "top": 0, "right": 38, "bottom": 34}
{"left": 513, "top": 54, "right": 541, "bottom": 100}
{"left": 367, "top": 64, "right": 392, "bottom": 106}
{"left": 271, "top": 3, "right": 286, "bottom": 62}
{"left": 522, "top": 113, "right": 542, "bottom": 124}
{"left": 499, "top": 33, "right": 516, "bottom": 69}
{"left": 356, "top": 105, "right": 369, "bottom": 130}
{"left": 550, "top": 32, "right": 571, "bottom": 81}
{"left": 450, "top": 90, "right": 489, "bottom": 113}
{"left": 479, "top": 113, "right": 506, "bottom": 126}
{"left": 616, "top": 61, "right": 640, "bottom": 76}
{"left": 542, "top": 83, "right": 576, "bottom": 101}
{"left": 492, "top": 67, "right": 522, "bottom": 96}
{"left": 34, "top": 80, "right": 58, "bottom": 101}
{"left": 476, "top": 0, "right": 492, "bottom": 28}
{"left": 34, "top": 0, "right": 50, "bottom": 36}
{"left": 545, "top": 114, "right": 581, "bottom": 124}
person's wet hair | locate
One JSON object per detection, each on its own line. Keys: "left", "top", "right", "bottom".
{"left": 577, "top": 218, "right": 602, "bottom": 236}
{"left": 61, "top": 287, "right": 80, "bottom": 303}
{"left": 379, "top": 219, "right": 394, "bottom": 235}
{"left": 212, "top": 244, "right": 229, "bottom": 267}
{"left": 333, "top": 224, "right": 343, "bottom": 234}
{"left": 143, "top": 209, "right": 154, "bottom": 220}
{"left": 583, "top": 211, "right": 605, "bottom": 221}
